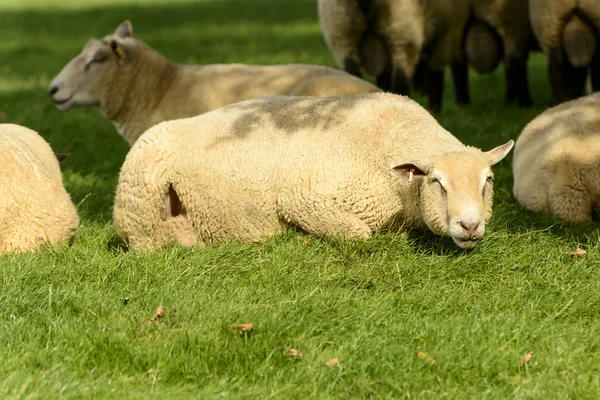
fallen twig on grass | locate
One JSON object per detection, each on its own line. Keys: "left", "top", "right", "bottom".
{"left": 229, "top": 323, "right": 253, "bottom": 335}
{"left": 148, "top": 306, "right": 165, "bottom": 325}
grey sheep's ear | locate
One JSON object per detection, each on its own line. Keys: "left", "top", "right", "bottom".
{"left": 392, "top": 163, "right": 428, "bottom": 181}
{"left": 54, "top": 152, "right": 71, "bottom": 162}
{"left": 114, "top": 20, "right": 133, "bottom": 38}
{"left": 486, "top": 140, "right": 514, "bottom": 166}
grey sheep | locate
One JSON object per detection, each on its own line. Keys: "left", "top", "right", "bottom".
{"left": 49, "top": 20, "right": 380, "bottom": 146}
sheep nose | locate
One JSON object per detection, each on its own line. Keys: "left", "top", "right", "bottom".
{"left": 49, "top": 85, "right": 59, "bottom": 96}
{"left": 460, "top": 220, "right": 480, "bottom": 235}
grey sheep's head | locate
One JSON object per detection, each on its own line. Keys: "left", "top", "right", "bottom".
{"left": 48, "top": 20, "right": 134, "bottom": 111}
{"left": 393, "top": 140, "right": 514, "bottom": 249}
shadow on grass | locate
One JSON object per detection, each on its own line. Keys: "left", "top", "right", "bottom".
{"left": 107, "top": 235, "right": 129, "bottom": 254}
{"left": 502, "top": 207, "right": 600, "bottom": 244}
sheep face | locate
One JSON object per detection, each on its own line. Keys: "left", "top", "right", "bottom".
{"left": 394, "top": 141, "right": 514, "bottom": 248}
{"left": 49, "top": 21, "right": 133, "bottom": 111}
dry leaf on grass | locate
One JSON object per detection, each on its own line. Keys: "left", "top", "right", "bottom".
{"left": 0, "top": 111, "right": 7, "bottom": 120}
{"left": 326, "top": 357, "right": 340, "bottom": 367}
{"left": 299, "top": 237, "right": 312, "bottom": 246}
{"left": 148, "top": 306, "right": 165, "bottom": 325}
{"left": 520, "top": 352, "right": 533, "bottom": 366}
{"left": 283, "top": 348, "right": 303, "bottom": 360}
{"left": 230, "top": 323, "right": 253, "bottom": 335}
{"left": 416, "top": 351, "right": 436, "bottom": 365}
{"left": 572, "top": 248, "right": 586, "bottom": 259}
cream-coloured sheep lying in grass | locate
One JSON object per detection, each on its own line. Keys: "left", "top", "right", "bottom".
{"left": 0, "top": 124, "right": 79, "bottom": 254}
{"left": 467, "top": 0, "right": 538, "bottom": 107}
{"left": 513, "top": 93, "right": 600, "bottom": 223}
{"left": 113, "top": 93, "right": 513, "bottom": 251}
{"left": 49, "top": 20, "right": 380, "bottom": 146}
{"left": 317, "top": 0, "right": 470, "bottom": 112}
{"left": 529, "top": 0, "right": 600, "bottom": 104}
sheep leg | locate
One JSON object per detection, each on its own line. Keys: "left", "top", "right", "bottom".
{"left": 343, "top": 56, "right": 363, "bottom": 78}
{"left": 505, "top": 55, "right": 532, "bottom": 107}
{"left": 548, "top": 49, "right": 567, "bottom": 104}
{"left": 376, "top": 69, "right": 392, "bottom": 91}
{"left": 451, "top": 57, "right": 470, "bottom": 105}
{"left": 590, "top": 50, "right": 600, "bottom": 92}
{"left": 548, "top": 185, "right": 593, "bottom": 223}
{"left": 390, "top": 65, "right": 411, "bottom": 96}
{"left": 426, "top": 68, "right": 444, "bottom": 113}
{"left": 412, "top": 59, "right": 427, "bottom": 93}
{"left": 566, "top": 65, "right": 588, "bottom": 99}
{"left": 548, "top": 48, "right": 587, "bottom": 103}
{"left": 296, "top": 210, "right": 373, "bottom": 240}
{"left": 504, "top": 62, "right": 515, "bottom": 103}
{"left": 277, "top": 199, "right": 372, "bottom": 240}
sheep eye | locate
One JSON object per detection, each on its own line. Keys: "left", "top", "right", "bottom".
{"left": 431, "top": 178, "right": 446, "bottom": 194}
{"left": 482, "top": 177, "right": 493, "bottom": 198}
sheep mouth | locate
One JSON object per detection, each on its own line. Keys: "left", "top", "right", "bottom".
{"left": 51, "top": 94, "right": 71, "bottom": 104}
{"left": 51, "top": 96, "right": 73, "bottom": 111}
{"left": 452, "top": 237, "right": 479, "bottom": 249}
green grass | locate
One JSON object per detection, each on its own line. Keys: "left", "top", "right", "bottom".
{"left": 1, "top": 0, "right": 600, "bottom": 398}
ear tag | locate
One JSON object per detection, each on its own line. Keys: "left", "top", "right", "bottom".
{"left": 115, "top": 47, "right": 126, "bottom": 60}
{"left": 408, "top": 169, "right": 414, "bottom": 182}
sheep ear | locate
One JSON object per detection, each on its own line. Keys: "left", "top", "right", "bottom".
{"left": 485, "top": 140, "right": 514, "bottom": 166}
{"left": 110, "top": 40, "right": 128, "bottom": 62}
{"left": 114, "top": 20, "right": 133, "bottom": 38}
{"left": 392, "top": 163, "right": 428, "bottom": 181}
{"left": 54, "top": 152, "right": 71, "bottom": 162}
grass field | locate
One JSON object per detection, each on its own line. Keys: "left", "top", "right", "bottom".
{"left": 2, "top": 0, "right": 600, "bottom": 398}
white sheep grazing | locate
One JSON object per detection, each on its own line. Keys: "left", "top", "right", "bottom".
{"left": 467, "top": 0, "right": 538, "bottom": 107}
{"left": 529, "top": 0, "right": 600, "bottom": 104}
{"left": 317, "top": 0, "right": 470, "bottom": 112}
{"left": 49, "top": 20, "right": 381, "bottom": 146}
{"left": 113, "top": 93, "right": 514, "bottom": 251}
{"left": 513, "top": 93, "right": 600, "bottom": 223}
{"left": 0, "top": 124, "right": 79, "bottom": 254}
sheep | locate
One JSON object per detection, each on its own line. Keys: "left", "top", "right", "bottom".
{"left": 0, "top": 124, "right": 79, "bottom": 254}
{"left": 466, "top": 0, "right": 538, "bottom": 107}
{"left": 48, "top": 20, "right": 381, "bottom": 146}
{"left": 529, "top": 0, "right": 600, "bottom": 104}
{"left": 113, "top": 92, "right": 514, "bottom": 251}
{"left": 513, "top": 93, "right": 600, "bottom": 223}
{"left": 317, "top": 0, "right": 471, "bottom": 112}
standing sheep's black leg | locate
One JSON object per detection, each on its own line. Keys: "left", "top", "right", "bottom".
{"left": 427, "top": 68, "right": 444, "bottom": 113}
{"left": 548, "top": 49, "right": 567, "bottom": 104}
{"left": 505, "top": 56, "right": 532, "bottom": 107}
{"left": 504, "top": 61, "right": 515, "bottom": 103}
{"left": 376, "top": 69, "right": 392, "bottom": 91}
{"left": 590, "top": 50, "right": 600, "bottom": 92}
{"left": 390, "top": 65, "right": 411, "bottom": 96}
{"left": 413, "top": 60, "right": 427, "bottom": 93}
{"left": 343, "top": 56, "right": 363, "bottom": 78}
{"left": 548, "top": 48, "right": 587, "bottom": 104}
{"left": 566, "top": 65, "right": 588, "bottom": 99}
{"left": 451, "top": 58, "right": 470, "bottom": 105}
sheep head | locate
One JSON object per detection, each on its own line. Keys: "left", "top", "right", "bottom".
{"left": 48, "top": 20, "right": 133, "bottom": 111}
{"left": 393, "top": 140, "right": 514, "bottom": 248}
